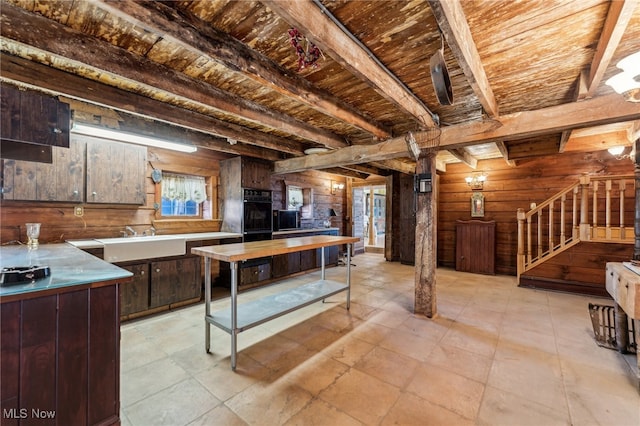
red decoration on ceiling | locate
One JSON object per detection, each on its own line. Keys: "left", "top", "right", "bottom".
{"left": 288, "top": 28, "right": 323, "bottom": 71}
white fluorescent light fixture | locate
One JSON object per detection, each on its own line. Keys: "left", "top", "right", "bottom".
{"left": 72, "top": 124, "right": 197, "bottom": 153}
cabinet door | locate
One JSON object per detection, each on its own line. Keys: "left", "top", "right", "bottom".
{"left": 119, "top": 263, "right": 150, "bottom": 316}
{"left": 150, "top": 259, "right": 178, "bottom": 308}
{"left": 300, "top": 248, "right": 317, "bottom": 271}
{"left": 272, "top": 254, "right": 288, "bottom": 278}
{"left": 0, "top": 84, "right": 70, "bottom": 147}
{"left": 239, "top": 261, "right": 271, "bottom": 285}
{"left": 241, "top": 158, "right": 271, "bottom": 190}
{"left": 174, "top": 256, "right": 201, "bottom": 302}
{"left": 2, "top": 139, "right": 85, "bottom": 201}
{"left": 150, "top": 257, "right": 201, "bottom": 308}
{"left": 86, "top": 139, "right": 146, "bottom": 204}
{"left": 455, "top": 220, "right": 496, "bottom": 275}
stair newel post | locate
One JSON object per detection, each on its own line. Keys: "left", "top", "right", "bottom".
{"left": 605, "top": 179, "right": 612, "bottom": 240}
{"left": 634, "top": 138, "right": 640, "bottom": 260}
{"left": 579, "top": 174, "right": 591, "bottom": 241}
{"left": 619, "top": 179, "right": 626, "bottom": 240}
{"left": 560, "top": 193, "right": 566, "bottom": 248}
{"left": 572, "top": 186, "right": 579, "bottom": 240}
{"left": 517, "top": 208, "right": 526, "bottom": 279}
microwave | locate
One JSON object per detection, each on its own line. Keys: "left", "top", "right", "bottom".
{"left": 273, "top": 210, "right": 300, "bottom": 231}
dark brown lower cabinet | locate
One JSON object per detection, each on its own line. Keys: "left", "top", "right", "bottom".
{"left": 0, "top": 285, "right": 120, "bottom": 426}
{"left": 272, "top": 251, "right": 301, "bottom": 278}
{"left": 239, "top": 261, "right": 271, "bottom": 285}
{"left": 120, "top": 263, "right": 149, "bottom": 316}
{"left": 456, "top": 219, "right": 496, "bottom": 275}
{"left": 150, "top": 256, "right": 200, "bottom": 308}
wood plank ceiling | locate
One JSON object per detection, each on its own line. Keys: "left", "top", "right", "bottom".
{"left": 1, "top": 0, "right": 639, "bottom": 177}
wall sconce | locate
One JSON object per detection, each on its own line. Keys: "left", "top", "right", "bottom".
{"left": 605, "top": 51, "right": 640, "bottom": 103}
{"left": 331, "top": 181, "right": 345, "bottom": 194}
{"left": 465, "top": 172, "right": 487, "bottom": 190}
{"left": 607, "top": 145, "right": 632, "bottom": 160}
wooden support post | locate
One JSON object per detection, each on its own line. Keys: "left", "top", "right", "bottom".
{"left": 517, "top": 208, "right": 525, "bottom": 279}
{"left": 635, "top": 137, "right": 640, "bottom": 260}
{"left": 414, "top": 151, "right": 437, "bottom": 318}
{"left": 579, "top": 174, "right": 591, "bottom": 241}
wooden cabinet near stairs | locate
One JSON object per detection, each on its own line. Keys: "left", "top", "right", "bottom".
{"left": 456, "top": 220, "right": 496, "bottom": 275}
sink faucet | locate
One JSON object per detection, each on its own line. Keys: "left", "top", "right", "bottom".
{"left": 125, "top": 226, "right": 137, "bottom": 237}
{"left": 143, "top": 226, "right": 156, "bottom": 236}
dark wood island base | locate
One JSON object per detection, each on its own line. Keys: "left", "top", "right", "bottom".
{"left": 0, "top": 244, "right": 132, "bottom": 426}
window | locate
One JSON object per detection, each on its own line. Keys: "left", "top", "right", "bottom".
{"left": 160, "top": 172, "right": 207, "bottom": 217}
{"left": 287, "top": 186, "right": 303, "bottom": 210}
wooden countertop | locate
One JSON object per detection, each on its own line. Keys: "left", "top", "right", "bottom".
{"left": 192, "top": 235, "right": 359, "bottom": 262}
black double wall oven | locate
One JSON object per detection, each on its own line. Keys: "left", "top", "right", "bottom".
{"left": 241, "top": 188, "right": 272, "bottom": 273}
{"left": 242, "top": 188, "right": 272, "bottom": 242}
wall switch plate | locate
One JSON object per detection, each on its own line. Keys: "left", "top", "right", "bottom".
{"left": 74, "top": 206, "right": 84, "bottom": 217}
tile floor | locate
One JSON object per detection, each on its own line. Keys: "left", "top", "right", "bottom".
{"left": 120, "top": 253, "right": 639, "bottom": 426}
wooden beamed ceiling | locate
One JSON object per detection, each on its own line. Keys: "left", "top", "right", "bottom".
{"left": 1, "top": 0, "right": 639, "bottom": 178}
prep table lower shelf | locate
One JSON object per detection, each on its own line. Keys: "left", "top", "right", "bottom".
{"left": 206, "top": 279, "right": 348, "bottom": 333}
{"left": 192, "top": 235, "right": 359, "bottom": 370}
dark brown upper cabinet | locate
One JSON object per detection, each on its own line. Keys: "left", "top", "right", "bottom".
{"left": 1, "top": 83, "right": 70, "bottom": 148}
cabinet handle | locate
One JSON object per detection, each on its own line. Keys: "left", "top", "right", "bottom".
{"left": 52, "top": 128, "right": 62, "bottom": 134}
{"left": 92, "top": 191, "right": 97, "bottom": 196}
{"left": 140, "top": 270, "right": 145, "bottom": 275}
{"left": 156, "top": 268, "right": 160, "bottom": 273}
{"left": 73, "top": 190, "right": 79, "bottom": 196}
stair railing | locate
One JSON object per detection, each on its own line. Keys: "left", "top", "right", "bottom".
{"left": 517, "top": 174, "right": 634, "bottom": 279}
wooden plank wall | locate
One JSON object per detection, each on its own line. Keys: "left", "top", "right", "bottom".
{"left": 520, "top": 242, "right": 633, "bottom": 296}
{"left": 1, "top": 146, "right": 348, "bottom": 244}
{"left": 0, "top": 146, "right": 230, "bottom": 244}
{"left": 437, "top": 150, "right": 635, "bottom": 275}
{"left": 270, "top": 169, "right": 347, "bottom": 234}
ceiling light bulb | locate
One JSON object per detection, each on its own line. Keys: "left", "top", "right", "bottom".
{"left": 608, "top": 146, "right": 625, "bottom": 156}
{"left": 606, "top": 51, "right": 640, "bottom": 102}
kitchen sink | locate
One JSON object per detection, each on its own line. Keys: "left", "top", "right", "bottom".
{"left": 96, "top": 235, "right": 186, "bottom": 263}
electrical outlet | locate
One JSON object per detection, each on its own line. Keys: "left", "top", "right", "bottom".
{"left": 74, "top": 206, "right": 84, "bottom": 217}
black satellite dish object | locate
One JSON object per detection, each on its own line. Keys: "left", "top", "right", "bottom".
{"left": 430, "top": 34, "right": 453, "bottom": 105}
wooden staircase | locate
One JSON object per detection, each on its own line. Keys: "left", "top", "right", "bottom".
{"left": 517, "top": 174, "right": 635, "bottom": 296}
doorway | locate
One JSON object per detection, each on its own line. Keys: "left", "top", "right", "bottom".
{"left": 362, "top": 185, "right": 385, "bottom": 252}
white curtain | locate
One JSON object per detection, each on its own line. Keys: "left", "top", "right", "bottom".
{"left": 161, "top": 173, "right": 206, "bottom": 203}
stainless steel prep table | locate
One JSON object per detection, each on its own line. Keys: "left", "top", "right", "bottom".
{"left": 192, "top": 235, "right": 359, "bottom": 370}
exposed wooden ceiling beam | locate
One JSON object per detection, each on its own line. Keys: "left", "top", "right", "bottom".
{"left": 0, "top": 54, "right": 290, "bottom": 161}
{"left": 494, "top": 141, "right": 517, "bottom": 167}
{"left": 579, "top": 0, "right": 638, "bottom": 99}
{"left": 262, "top": 0, "right": 438, "bottom": 129}
{"left": 447, "top": 148, "right": 478, "bottom": 169}
{"left": 0, "top": 1, "right": 347, "bottom": 149}
{"left": 274, "top": 94, "right": 640, "bottom": 173}
{"left": 558, "top": 130, "right": 572, "bottom": 153}
{"left": 339, "top": 163, "right": 385, "bottom": 176}
{"left": 372, "top": 159, "right": 416, "bottom": 175}
{"left": 93, "top": 0, "right": 390, "bottom": 140}
{"left": 321, "top": 167, "right": 370, "bottom": 180}
{"left": 427, "top": 0, "right": 499, "bottom": 118}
